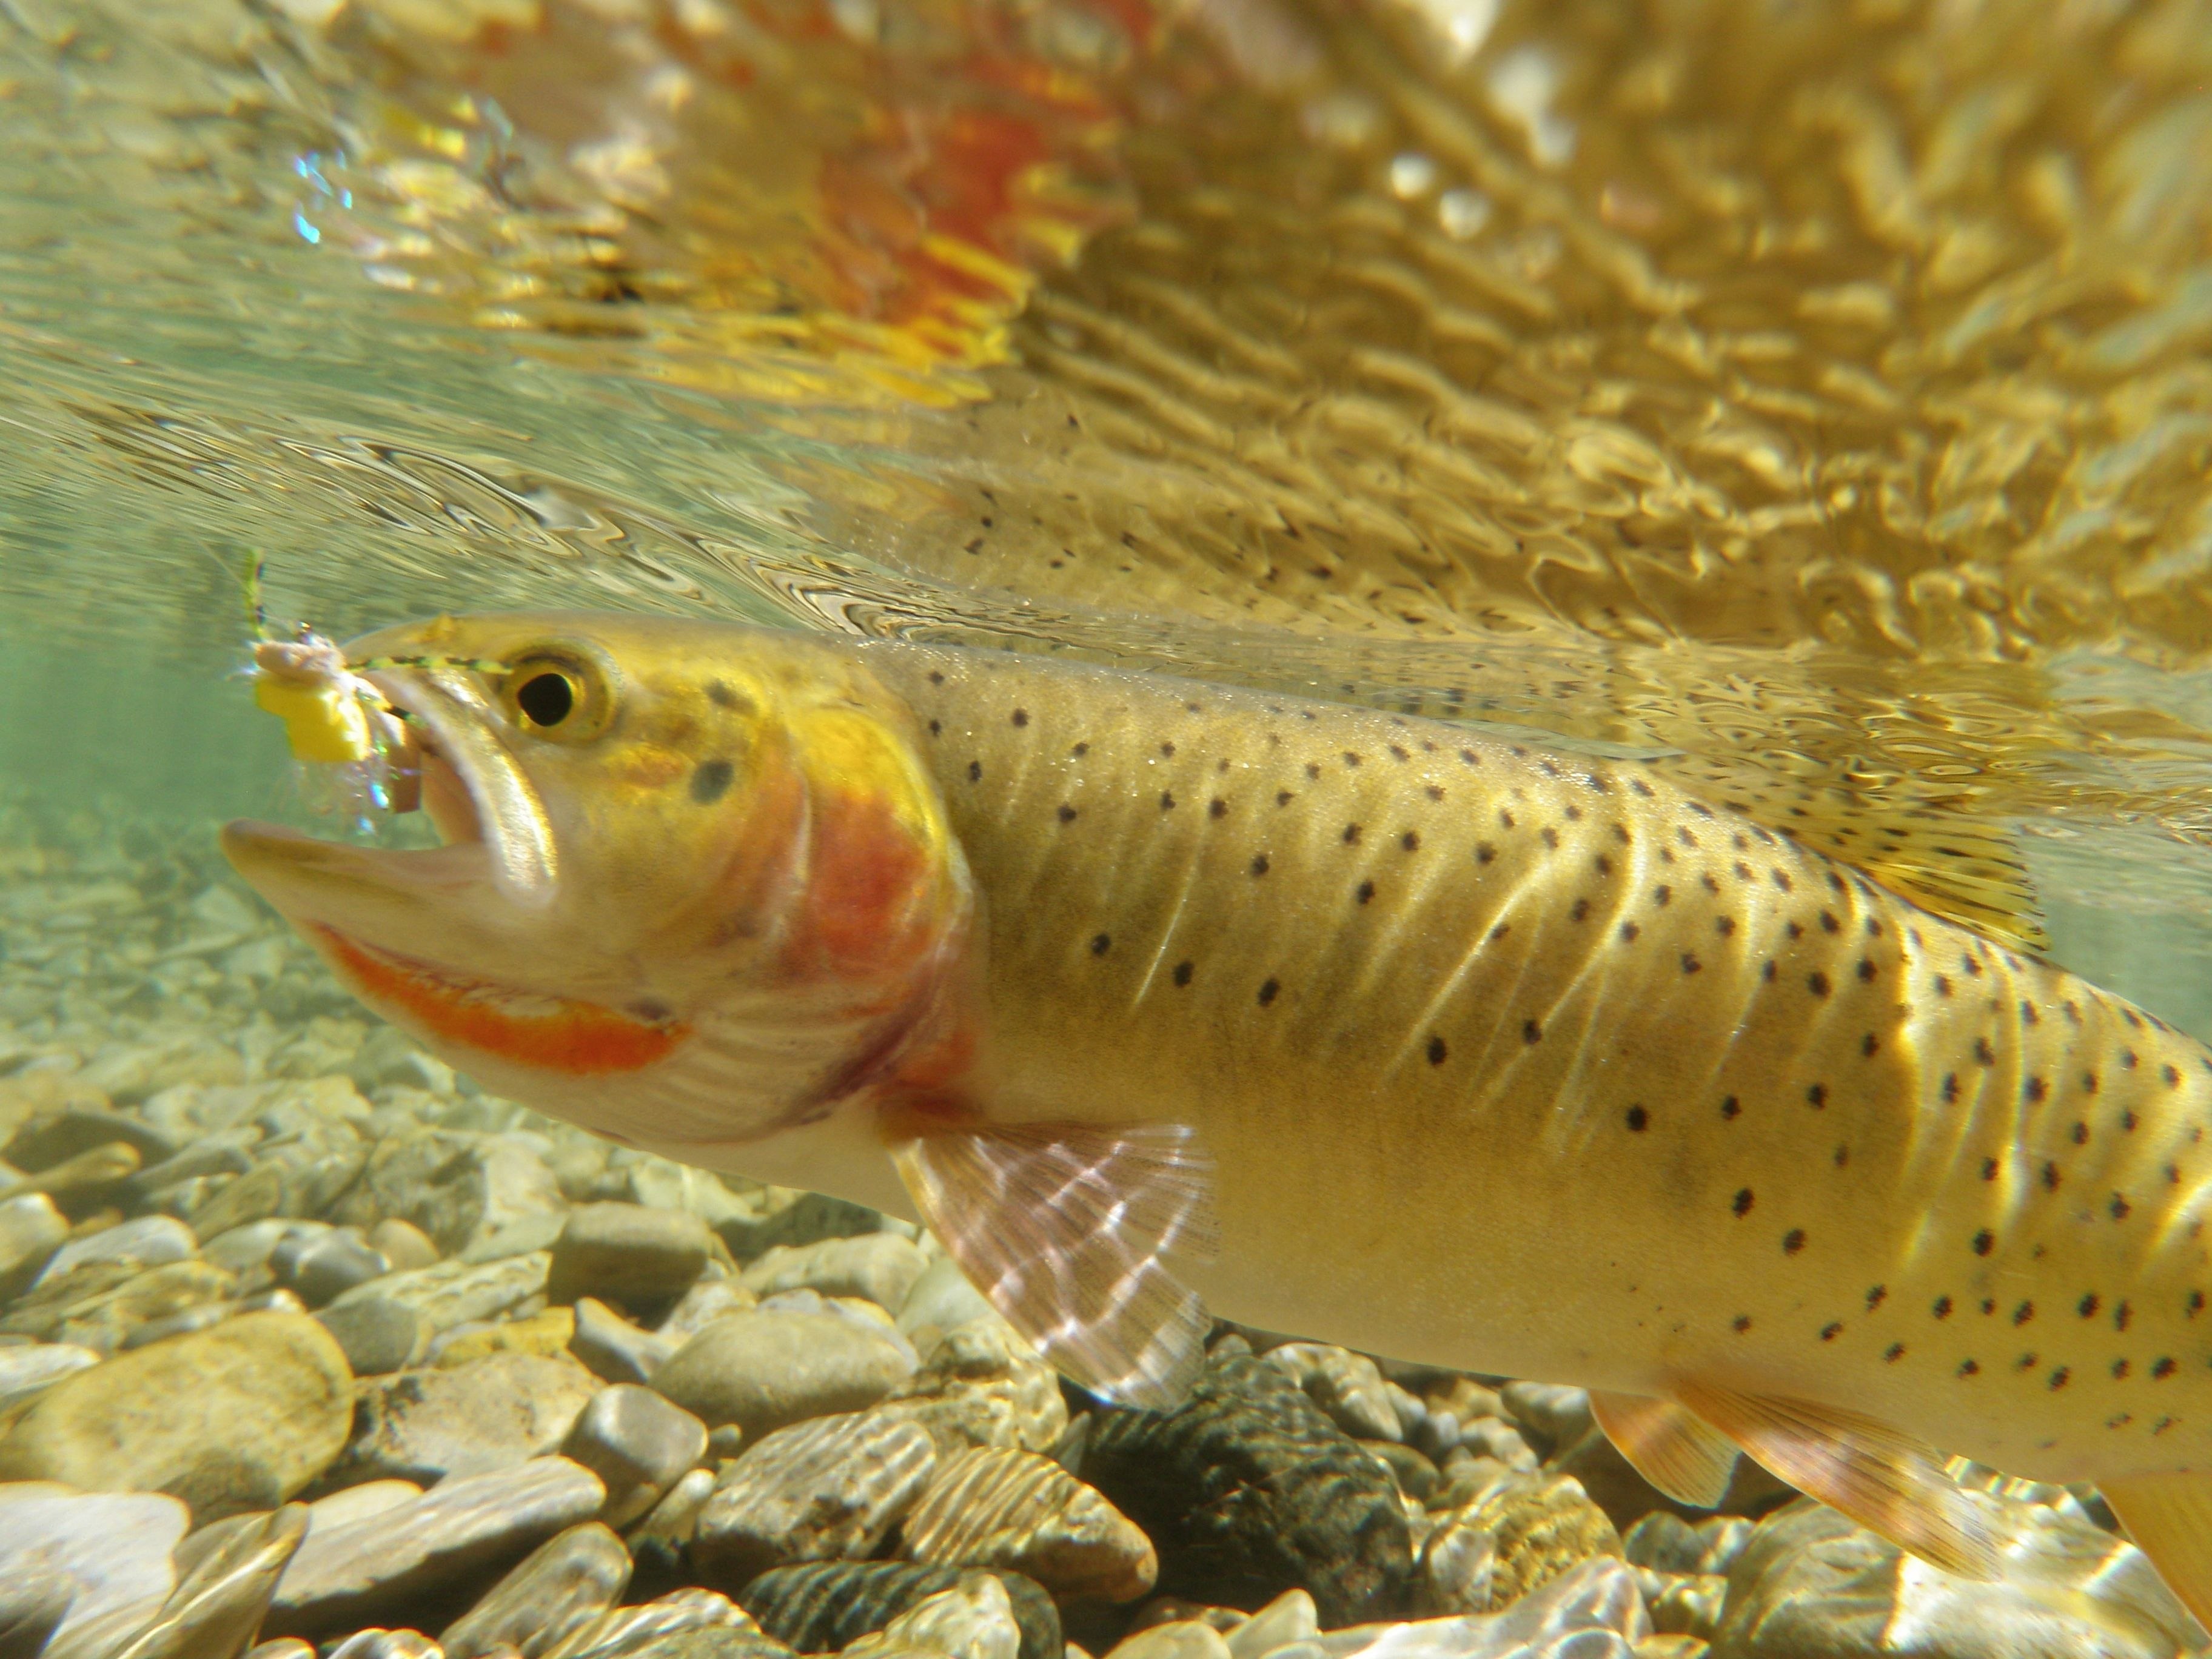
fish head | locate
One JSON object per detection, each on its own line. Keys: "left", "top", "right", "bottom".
{"left": 222, "top": 611, "right": 977, "bottom": 1150}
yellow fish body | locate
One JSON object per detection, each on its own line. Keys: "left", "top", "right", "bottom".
{"left": 223, "top": 611, "right": 2212, "bottom": 1621}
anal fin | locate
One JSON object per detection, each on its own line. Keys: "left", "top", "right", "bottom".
{"left": 890, "top": 1120, "right": 1219, "bottom": 1410}
{"left": 1589, "top": 1390, "right": 1739, "bottom": 1508}
{"left": 1677, "top": 1379, "right": 2000, "bottom": 1579}
{"left": 2100, "top": 1472, "right": 2212, "bottom": 1637}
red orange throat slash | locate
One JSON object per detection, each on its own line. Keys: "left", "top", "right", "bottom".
{"left": 314, "top": 925, "right": 688, "bottom": 1076}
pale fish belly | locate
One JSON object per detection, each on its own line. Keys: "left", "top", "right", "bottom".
{"left": 863, "top": 642, "right": 2212, "bottom": 1489}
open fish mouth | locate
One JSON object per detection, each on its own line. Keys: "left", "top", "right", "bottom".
{"left": 223, "top": 660, "right": 558, "bottom": 914}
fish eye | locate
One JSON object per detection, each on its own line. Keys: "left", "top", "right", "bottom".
{"left": 515, "top": 671, "right": 575, "bottom": 728}
{"left": 502, "top": 651, "right": 611, "bottom": 740}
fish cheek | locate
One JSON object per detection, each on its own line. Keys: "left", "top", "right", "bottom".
{"left": 696, "top": 749, "right": 811, "bottom": 953}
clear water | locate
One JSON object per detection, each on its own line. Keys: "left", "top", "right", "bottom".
{"left": 5, "top": 0, "right": 2212, "bottom": 1028}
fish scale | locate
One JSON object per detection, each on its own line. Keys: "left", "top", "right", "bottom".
{"left": 220, "top": 612, "right": 2212, "bottom": 1618}
{"left": 869, "top": 643, "right": 2212, "bottom": 1483}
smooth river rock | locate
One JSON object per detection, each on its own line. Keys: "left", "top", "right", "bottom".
{"left": 0, "top": 1483, "right": 189, "bottom": 1659}
{"left": 547, "top": 1203, "right": 712, "bottom": 1310}
{"left": 438, "top": 1522, "right": 633, "bottom": 1659}
{"left": 739, "top": 1234, "right": 930, "bottom": 1314}
{"left": 900, "top": 1446, "right": 1158, "bottom": 1602}
{"left": 333, "top": 1352, "right": 602, "bottom": 1485}
{"left": 693, "top": 1410, "right": 938, "bottom": 1586}
{"left": 0, "top": 1312, "right": 352, "bottom": 1518}
{"left": 268, "top": 1456, "right": 608, "bottom": 1637}
{"left": 649, "top": 1308, "right": 916, "bottom": 1438}
{"left": 563, "top": 1382, "right": 709, "bottom": 1528}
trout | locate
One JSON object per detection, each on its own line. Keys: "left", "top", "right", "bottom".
{"left": 223, "top": 611, "right": 2212, "bottom": 1621}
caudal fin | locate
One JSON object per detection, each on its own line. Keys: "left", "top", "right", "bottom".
{"left": 2101, "top": 1472, "right": 2212, "bottom": 1637}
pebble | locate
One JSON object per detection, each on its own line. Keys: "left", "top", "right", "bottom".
{"left": 628, "top": 1467, "right": 720, "bottom": 1589}
{"left": 325, "top": 1632, "right": 443, "bottom": 1658}
{"left": 272, "top": 1228, "right": 390, "bottom": 1305}
{"left": 113, "top": 1501, "right": 309, "bottom": 1659}
{"left": 1264, "top": 1344, "right": 1404, "bottom": 1444}
{"left": 1707, "top": 1493, "right": 2204, "bottom": 1659}
{"left": 5, "top": 1105, "right": 177, "bottom": 1171}
{"left": 563, "top": 1382, "right": 709, "bottom": 1528}
{"left": 902, "top": 1446, "right": 1158, "bottom": 1602}
{"left": 439, "top": 1522, "right": 633, "bottom": 1659}
{"left": 431, "top": 1305, "right": 575, "bottom": 1367}
{"left": 651, "top": 1307, "right": 916, "bottom": 1438}
{"left": 269, "top": 1456, "right": 607, "bottom": 1637}
{"left": 554, "top": 1588, "right": 780, "bottom": 1658}
{"left": 5, "top": 1257, "right": 239, "bottom": 1352}
{"left": 843, "top": 1575, "right": 1022, "bottom": 1659}
{"left": 739, "top": 1233, "right": 930, "bottom": 1313}
{"left": 875, "top": 1316, "right": 1069, "bottom": 1456}
{"left": 571, "top": 1295, "right": 679, "bottom": 1384}
{"left": 1621, "top": 1515, "right": 1706, "bottom": 1577}
{"left": 1450, "top": 1473, "right": 1622, "bottom": 1611}
{"left": 658, "top": 1278, "right": 759, "bottom": 1344}
{"left": 0, "top": 1190, "right": 66, "bottom": 1295}
{"left": 740, "top": 1563, "right": 1062, "bottom": 1659}
{"left": 0, "top": 1310, "right": 352, "bottom": 1518}
{"left": 201, "top": 1218, "right": 318, "bottom": 1275}
{"left": 1085, "top": 1351, "right": 1410, "bottom": 1625}
{"left": 33, "top": 1213, "right": 196, "bottom": 1287}
{"left": 317, "top": 1296, "right": 433, "bottom": 1375}
{"left": 341, "top": 1131, "right": 565, "bottom": 1259}
{"left": 896, "top": 1255, "right": 996, "bottom": 1340}
{"left": 0, "top": 1338, "right": 100, "bottom": 1410}
{"left": 1416, "top": 1516, "right": 1496, "bottom": 1617}
{"left": 368, "top": 1218, "right": 441, "bottom": 1273}
{"left": 694, "top": 1410, "right": 938, "bottom": 1585}
{"left": 0, "top": 1483, "right": 189, "bottom": 1659}
{"left": 333, "top": 1351, "right": 602, "bottom": 1485}
{"left": 1224, "top": 1590, "right": 1319, "bottom": 1659}
{"left": 326, "top": 1250, "right": 551, "bottom": 1335}
{"left": 548, "top": 1202, "right": 714, "bottom": 1310}
{"left": 1107, "top": 1623, "right": 1233, "bottom": 1659}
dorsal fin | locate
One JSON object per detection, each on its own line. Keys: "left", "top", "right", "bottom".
{"left": 1651, "top": 756, "right": 2048, "bottom": 957}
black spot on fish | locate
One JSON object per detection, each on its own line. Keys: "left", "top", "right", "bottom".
{"left": 1072, "top": 742, "right": 1090, "bottom": 757}
{"left": 1173, "top": 961, "right": 1193, "bottom": 987}
{"left": 2050, "top": 1367, "right": 2071, "bottom": 1390}
{"left": 1618, "top": 921, "right": 1640, "bottom": 943}
{"left": 1258, "top": 978, "right": 1279, "bottom": 1006}
{"left": 1732, "top": 1188, "right": 1754, "bottom": 1217}
{"left": 1401, "top": 831, "right": 1421, "bottom": 852}
{"left": 1089, "top": 933, "right": 1111, "bottom": 956}
{"left": 2123, "top": 1049, "right": 2140, "bottom": 1070}
{"left": 1210, "top": 799, "right": 1228, "bottom": 819}
{"left": 1391, "top": 745, "right": 1411, "bottom": 762}
{"left": 2080, "top": 1293, "right": 2101, "bottom": 1318}
{"left": 1461, "top": 749, "right": 1481, "bottom": 766}
{"left": 1342, "top": 751, "right": 1362, "bottom": 768}
{"left": 1935, "top": 976, "right": 1952, "bottom": 997}
{"left": 1501, "top": 809, "right": 1517, "bottom": 830}
{"left": 1058, "top": 804, "right": 1079, "bottom": 823}
{"left": 2025, "top": 1076, "right": 2048, "bottom": 1103}
{"left": 1475, "top": 842, "right": 1497, "bottom": 864}
{"left": 690, "top": 759, "right": 735, "bottom": 805}
{"left": 2073, "top": 1121, "right": 2090, "bottom": 1144}
{"left": 1161, "top": 791, "right": 1176, "bottom": 811}
{"left": 1356, "top": 880, "right": 1375, "bottom": 905}
{"left": 968, "top": 760, "right": 983, "bottom": 783}
{"left": 1343, "top": 823, "right": 1362, "bottom": 844}
{"left": 2154, "top": 1356, "right": 2178, "bottom": 1378}
{"left": 1958, "top": 1359, "right": 1980, "bottom": 1377}
{"left": 1570, "top": 899, "right": 1590, "bottom": 922}
{"left": 1934, "top": 1296, "right": 1953, "bottom": 1319}
{"left": 1277, "top": 791, "right": 1294, "bottom": 806}
{"left": 1426, "top": 785, "right": 1446, "bottom": 802}
{"left": 1807, "top": 1084, "right": 1827, "bottom": 1108}
{"left": 1542, "top": 827, "right": 1560, "bottom": 850}
{"left": 1626, "top": 1105, "right": 1649, "bottom": 1131}
{"left": 2016, "top": 1353, "right": 2039, "bottom": 1371}
{"left": 2116, "top": 1359, "right": 2132, "bottom": 1379}
{"left": 1943, "top": 1074, "right": 1960, "bottom": 1102}
{"left": 1857, "top": 959, "right": 1877, "bottom": 982}
{"left": 1862, "top": 1032, "right": 1880, "bottom": 1057}
{"left": 1784, "top": 1228, "right": 1806, "bottom": 1255}
{"left": 1427, "top": 1036, "right": 1448, "bottom": 1065}
{"left": 1654, "top": 884, "right": 1672, "bottom": 907}
{"left": 1821, "top": 912, "right": 1840, "bottom": 933}
{"left": 1732, "top": 1315, "right": 1752, "bottom": 1333}
{"left": 1980, "top": 1157, "right": 1998, "bottom": 1180}
{"left": 1974, "top": 1036, "right": 1996, "bottom": 1065}
{"left": 1866, "top": 1284, "right": 1888, "bottom": 1310}
{"left": 2043, "top": 1162, "right": 2062, "bottom": 1190}
{"left": 2122, "top": 1108, "right": 2137, "bottom": 1130}
{"left": 2013, "top": 1301, "right": 2035, "bottom": 1325}
{"left": 2111, "top": 1193, "right": 2133, "bottom": 1221}
{"left": 2165, "top": 1064, "right": 2184, "bottom": 1088}
{"left": 1808, "top": 972, "right": 1831, "bottom": 997}
{"left": 1524, "top": 1019, "right": 1543, "bottom": 1044}
{"left": 1972, "top": 1230, "right": 1994, "bottom": 1256}
{"left": 707, "top": 679, "right": 742, "bottom": 706}
{"left": 1822, "top": 1322, "right": 1843, "bottom": 1341}
{"left": 2191, "top": 1290, "right": 2206, "bottom": 1317}
{"left": 1834, "top": 1144, "right": 1851, "bottom": 1167}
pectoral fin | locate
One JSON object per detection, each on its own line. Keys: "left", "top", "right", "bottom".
{"left": 1589, "top": 1390, "right": 1739, "bottom": 1507}
{"left": 2099, "top": 1473, "right": 2212, "bottom": 1635}
{"left": 1676, "top": 1379, "right": 2000, "bottom": 1578}
{"left": 890, "top": 1121, "right": 1219, "bottom": 1409}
